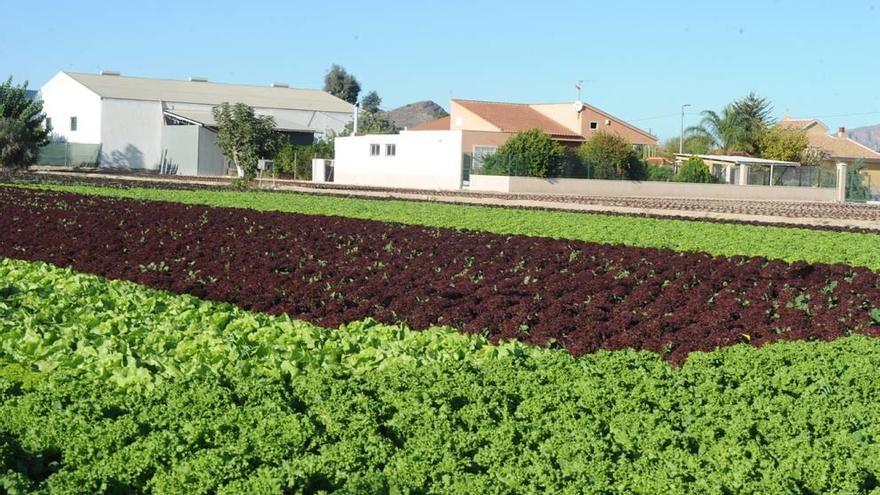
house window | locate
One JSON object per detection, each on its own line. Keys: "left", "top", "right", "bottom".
{"left": 386, "top": 144, "right": 396, "bottom": 156}
{"left": 589, "top": 121, "right": 598, "bottom": 130}
{"left": 370, "top": 143, "right": 380, "bottom": 156}
{"left": 70, "top": 116, "right": 78, "bottom": 131}
{"left": 472, "top": 145, "right": 498, "bottom": 171}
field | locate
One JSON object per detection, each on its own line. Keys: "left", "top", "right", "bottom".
{"left": 2, "top": 183, "right": 880, "bottom": 494}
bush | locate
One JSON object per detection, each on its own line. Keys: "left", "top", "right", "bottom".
{"left": 0, "top": 77, "right": 49, "bottom": 169}
{"left": 577, "top": 132, "right": 645, "bottom": 180}
{"left": 479, "top": 129, "right": 564, "bottom": 178}
{"left": 675, "top": 156, "right": 717, "bottom": 183}
{"left": 646, "top": 164, "right": 675, "bottom": 182}
{"left": 274, "top": 139, "right": 334, "bottom": 180}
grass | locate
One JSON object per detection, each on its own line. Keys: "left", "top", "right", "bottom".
{"left": 14, "top": 182, "right": 880, "bottom": 270}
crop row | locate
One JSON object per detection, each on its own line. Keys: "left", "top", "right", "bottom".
{"left": 17, "top": 183, "right": 880, "bottom": 269}
{"left": 2, "top": 258, "right": 880, "bottom": 494}
{"left": 1, "top": 188, "right": 878, "bottom": 362}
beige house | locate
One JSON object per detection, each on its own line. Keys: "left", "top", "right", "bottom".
{"left": 413, "top": 99, "right": 657, "bottom": 171}
{"left": 777, "top": 116, "right": 880, "bottom": 192}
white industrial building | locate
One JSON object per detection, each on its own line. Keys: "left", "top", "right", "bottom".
{"left": 39, "top": 71, "right": 353, "bottom": 176}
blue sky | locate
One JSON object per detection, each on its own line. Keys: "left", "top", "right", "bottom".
{"left": 2, "top": 0, "right": 878, "bottom": 139}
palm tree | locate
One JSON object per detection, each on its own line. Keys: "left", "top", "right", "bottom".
{"left": 686, "top": 93, "right": 773, "bottom": 155}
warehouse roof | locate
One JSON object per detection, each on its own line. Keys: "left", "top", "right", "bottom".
{"left": 64, "top": 72, "right": 354, "bottom": 113}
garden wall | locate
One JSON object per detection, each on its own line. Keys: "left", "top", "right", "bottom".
{"left": 469, "top": 175, "right": 840, "bottom": 202}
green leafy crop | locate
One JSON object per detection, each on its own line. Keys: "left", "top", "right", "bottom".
{"left": 1, "top": 258, "right": 880, "bottom": 493}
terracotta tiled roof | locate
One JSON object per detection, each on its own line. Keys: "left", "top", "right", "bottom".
{"left": 777, "top": 117, "right": 822, "bottom": 131}
{"left": 453, "top": 99, "right": 582, "bottom": 139}
{"left": 410, "top": 116, "right": 451, "bottom": 130}
{"left": 808, "top": 133, "right": 880, "bottom": 160}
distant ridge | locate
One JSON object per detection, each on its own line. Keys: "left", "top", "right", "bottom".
{"left": 848, "top": 124, "right": 880, "bottom": 151}
{"left": 382, "top": 101, "right": 448, "bottom": 129}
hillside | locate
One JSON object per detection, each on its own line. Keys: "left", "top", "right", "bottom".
{"left": 383, "top": 100, "right": 448, "bottom": 129}
{"left": 848, "top": 124, "right": 880, "bottom": 151}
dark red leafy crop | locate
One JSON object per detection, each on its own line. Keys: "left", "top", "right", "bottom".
{"left": 1, "top": 187, "right": 878, "bottom": 362}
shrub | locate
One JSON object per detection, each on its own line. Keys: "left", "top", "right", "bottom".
{"left": 480, "top": 129, "right": 565, "bottom": 178}
{"left": 646, "top": 164, "right": 676, "bottom": 182}
{"left": 0, "top": 77, "right": 49, "bottom": 169}
{"left": 577, "top": 132, "right": 644, "bottom": 180}
{"left": 675, "top": 156, "right": 717, "bottom": 183}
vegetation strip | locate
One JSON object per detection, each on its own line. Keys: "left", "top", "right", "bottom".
{"left": 2, "top": 188, "right": 879, "bottom": 363}
{"left": 2, "top": 258, "right": 880, "bottom": 493}
{"left": 12, "top": 181, "right": 880, "bottom": 269}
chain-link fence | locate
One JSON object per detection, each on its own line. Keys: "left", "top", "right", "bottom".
{"left": 37, "top": 143, "right": 101, "bottom": 167}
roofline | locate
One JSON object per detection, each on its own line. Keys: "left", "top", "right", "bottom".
{"left": 580, "top": 102, "right": 657, "bottom": 141}
{"left": 62, "top": 71, "right": 333, "bottom": 96}
{"left": 674, "top": 153, "right": 801, "bottom": 166}
{"left": 841, "top": 136, "right": 880, "bottom": 158}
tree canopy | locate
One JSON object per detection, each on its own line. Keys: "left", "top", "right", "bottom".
{"left": 323, "top": 65, "right": 361, "bottom": 105}
{"left": 361, "top": 91, "right": 382, "bottom": 113}
{"left": 481, "top": 129, "right": 565, "bottom": 178}
{"left": 0, "top": 77, "right": 49, "bottom": 169}
{"left": 758, "top": 126, "right": 809, "bottom": 163}
{"left": 577, "top": 131, "right": 644, "bottom": 180}
{"left": 687, "top": 92, "right": 774, "bottom": 155}
{"left": 212, "top": 103, "right": 278, "bottom": 180}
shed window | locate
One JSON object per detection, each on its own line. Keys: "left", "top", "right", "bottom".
{"left": 70, "top": 116, "right": 78, "bottom": 131}
{"left": 370, "top": 143, "right": 380, "bottom": 156}
{"left": 589, "top": 121, "right": 598, "bottom": 130}
{"left": 386, "top": 144, "right": 396, "bottom": 156}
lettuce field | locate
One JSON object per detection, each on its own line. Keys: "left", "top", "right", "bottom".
{"left": 1, "top": 184, "right": 880, "bottom": 494}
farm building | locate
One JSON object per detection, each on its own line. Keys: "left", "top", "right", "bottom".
{"left": 38, "top": 71, "right": 353, "bottom": 176}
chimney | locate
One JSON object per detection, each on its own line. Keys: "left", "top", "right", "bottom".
{"left": 271, "top": 82, "right": 289, "bottom": 88}
{"left": 837, "top": 126, "right": 846, "bottom": 138}
{"left": 100, "top": 70, "right": 121, "bottom": 76}
{"left": 189, "top": 76, "right": 208, "bottom": 82}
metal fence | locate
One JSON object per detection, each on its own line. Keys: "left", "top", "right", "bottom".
{"left": 746, "top": 165, "right": 837, "bottom": 188}
{"left": 37, "top": 143, "right": 101, "bottom": 167}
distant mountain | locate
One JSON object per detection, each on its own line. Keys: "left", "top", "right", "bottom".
{"left": 848, "top": 124, "right": 880, "bottom": 151}
{"left": 382, "top": 101, "right": 448, "bottom": 130}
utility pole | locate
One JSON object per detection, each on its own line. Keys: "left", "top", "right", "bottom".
{"left": 680, "top": 104, "right": 692, "bottom": 155}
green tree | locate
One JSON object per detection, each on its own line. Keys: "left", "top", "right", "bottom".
{"left": 212, "top": 103, "right": 278, "bottom": 180}
{"left": 361, "top": 91, "right": 382, "bottom": 113}
{"left": 323, "top": 64, "right": 361, "bottom": 104}
{"left": 675, "top": 156, "right": 717, "bottom": 183}
{"left": 688, "top": 93, "right": 774, "bottom": 155}
{"left": 480, "top": 129, "right": 565, "bottom": 178}
{"left": 660, "top": 134, "right": 712, "bottom": 158}
{"left": 577, "top": 131, "right": 644, "bottom": 180}
{"left": 274, "top": 139, "right": 334, "bottom": 180}
{"left": 759, "top": 126, "right": 809, "bottom": 162}
{"left": 342, "top": 111, "right": 398, "bottom": 136}
{"left": 0, "top": 77, "right": 49, "bottom": 169}
{"left": 646, "top": 164, "right": 676, "bottom": 182}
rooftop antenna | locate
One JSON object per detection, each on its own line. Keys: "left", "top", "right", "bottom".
{"left": 575, "top": 80, "right": 584, "bottom": 101}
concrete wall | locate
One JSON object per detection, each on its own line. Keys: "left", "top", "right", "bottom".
{"left": 101, "top": 98, "right": 164, "bottom": 169}
{"left": 332, "top": 130, "right": 464, "bottom": 190}
{"left": 39, "top": 72, "right": 102, "bottom": 144}
{"left": 196, "top": 128, "right": 227, "bottom": 176}
{"left": 469, "top": 175, "right": 839, "bottom": 202}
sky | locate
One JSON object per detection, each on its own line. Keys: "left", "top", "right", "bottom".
{"left": 2, "top": 0, "right": 879, "bottom": 140}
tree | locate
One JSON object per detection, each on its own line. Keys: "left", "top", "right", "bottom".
{"left": 481, "top": 129, "right": 565, "bottom": 178}
{"left": 273, "top": 138, "right": 334, "bottom": 181}
{"left": 688, "top": 93, "right": 774, "bottom": 155}
{"left": 758, "top": 126, "right": 808, "bottom": 162}
{"left": 675, "top": 156, "right": 717, "bottom": 183}
{"left": 361, "top": 91, "right": 382, "bottom": 113}
{"left": 660, "top": 134, "right": 712, "bottom": 158}
{"left": 0, "top": 77, "right": 49, "bottom": 169}
{"left": 212, "top": 103, "right": 278, "bottom": 180}
{"left": 577, "top": 131, "right": 644, "bottom": 180}
{"left": 341, "top": 111, "right": 398, "bottom": 136}
{"left": 323, "top": 64, "right": 361, "bottom": 104}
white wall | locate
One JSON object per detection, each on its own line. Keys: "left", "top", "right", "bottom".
{"left": 101, "top": 98, "right": 164, "bottom": 169}
{"left": 333, "top": 130, "right": 464, "bottom": 190}
{"left": 469, "top": 175, "right": 840, "bottom": 202}
{"left": 39, "top": 72, "right": 102, "bottom": 144}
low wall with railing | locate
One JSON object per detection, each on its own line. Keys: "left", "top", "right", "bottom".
{"left": 469, "top": 175, "right": 840, "bottom": 202}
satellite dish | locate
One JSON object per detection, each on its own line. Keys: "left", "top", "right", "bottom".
{"left": 573, "top": 101, "right": 585, "bottom": 113}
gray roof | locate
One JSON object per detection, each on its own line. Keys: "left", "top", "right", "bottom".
{"left": 65, "top": 72, "right": 354, "bottom": 113}
{"left": 164, "top": 108, "right": 314, "bottom": 133}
